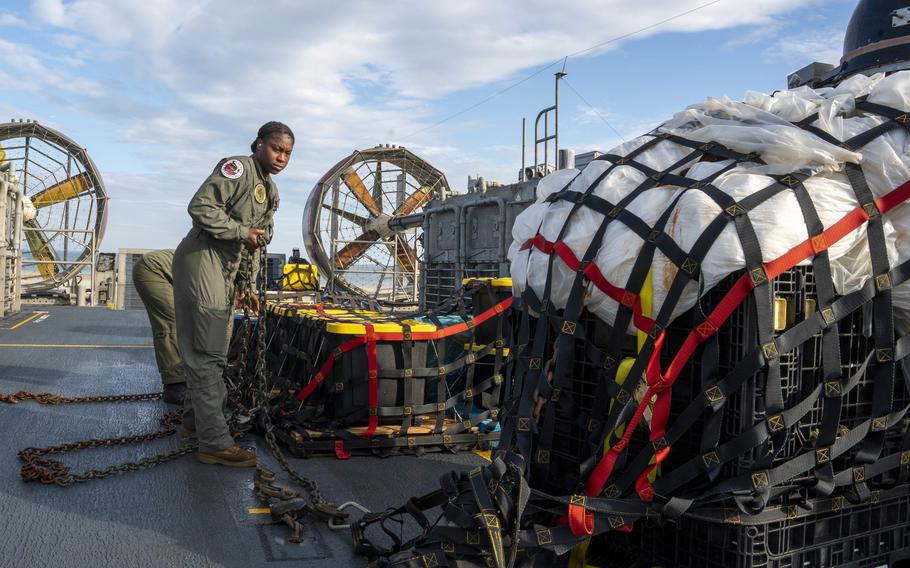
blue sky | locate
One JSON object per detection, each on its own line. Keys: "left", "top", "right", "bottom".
{"left": 0, "top": 0, "right": 857, "bottom": 256}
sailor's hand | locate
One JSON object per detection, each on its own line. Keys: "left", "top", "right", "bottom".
{"left": 245, "top": 228, "right": 266, "bottom": 250}
{"left": 249, "top": 293, "right": 261, "bottom": 315}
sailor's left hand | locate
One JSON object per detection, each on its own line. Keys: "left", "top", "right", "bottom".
{"left": 249, "top": 292, "right": 261, "bottom": 315}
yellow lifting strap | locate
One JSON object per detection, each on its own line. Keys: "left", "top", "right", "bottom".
{"left": 570, "top": 270, "right": 653, "bottom": 568}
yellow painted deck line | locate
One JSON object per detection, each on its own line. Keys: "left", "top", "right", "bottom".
{"left": 0, "top": 343, "right": 155, "bottom": 348}
{"left": 248, "top": 507, "right": 270, "bottom": 515}
{"left": 6, "top": 311, "right": 46, "bottom": 330}
{"left": 474, "top": 449, "right": 492, "bottom": 462}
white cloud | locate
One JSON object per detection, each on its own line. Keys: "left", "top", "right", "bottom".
{"left": 0, "top": 39, "right": 104, "bottom": 99}
{"left": 573, "top": 103, "right": 612, "bottom": 126}
{"left": 31, "top": 0, "right": 65, "bottom": 26}
{"left": 17, "top": 0, "right": 828, "bottom": 255}
{"left": 763, "top": 27, "right": 845, "bottom": 66}
{"left": 0, "top": 12, "right": 28, "bottom": 27}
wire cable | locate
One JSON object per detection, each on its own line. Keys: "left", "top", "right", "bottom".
{"left": 562, "top": 77, "right": 626, "bottom": 143}
{"left": 399, "top": 0, "right": 723, "bottom": 141}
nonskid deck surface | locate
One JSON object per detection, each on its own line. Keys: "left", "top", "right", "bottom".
{"left": 0, "top": 306, "right": 485, "bottom": 567}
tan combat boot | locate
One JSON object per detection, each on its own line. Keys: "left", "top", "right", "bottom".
{"left": 198, "top": 445, "right": 257, "bottom": 467}
{"left": 180, "top": 424, "right": 198, "bottom": 439}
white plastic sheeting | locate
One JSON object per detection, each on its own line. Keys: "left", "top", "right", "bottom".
{"left": 510, "top": 72, "right": 910, "bottom": 333}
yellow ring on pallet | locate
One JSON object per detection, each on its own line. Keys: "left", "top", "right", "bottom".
{"left": 462, "top": 277, "right": 512, "bottom": 288}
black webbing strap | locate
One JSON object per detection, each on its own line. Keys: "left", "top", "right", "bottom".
{"left": 497, "top": 297, "right": 532, "bottom": 465}
{"left": 400, "top": 323, "right": 416, "bottom": 436}
{"left": 789, "top": 176, "right": 844, "bottom": 497}
{"left": 856, "top": 100, "right": 910, "bottom": 134}
{"left": 652, "top": 350, "right": 873, "bottom": 501}
{"left": 845, "top": 163, "right": 896, "bottom": 469}
{"left": 684, "top": 482, "right": 909, "bottom": 526}
{"left": 435, "top": 329, "right": 450, "bottom": 435}
{"left": 698, "top": 402, "right": 910, "bottom": 505}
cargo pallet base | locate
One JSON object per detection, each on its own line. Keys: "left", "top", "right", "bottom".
{"left": 639, "top": 489, "right": 910, "bottom": 568}
{"left": 279, "top": 415, "right": 499, "bottom": 458}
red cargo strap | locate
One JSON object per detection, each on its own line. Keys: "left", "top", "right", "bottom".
{"left": 295, "top": 335, "right": 366, "bottom": 401}
{"left": 567, "top": 499, "right": 594, "bottom": 537}
{"left": 587, "top": 177, "right": 910, "bottom": 497}
{"left": 334, "top": 440, "right": 352, "bottom": 460}
{"left": 522, "top": 236, "right": 657, "bottom": 332}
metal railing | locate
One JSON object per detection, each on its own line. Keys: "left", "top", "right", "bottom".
{"left": 20, "top": 226, "right": 95, "bottom": 306}
{"left": 0, "top": 163, "right": 22, "bottom": 317}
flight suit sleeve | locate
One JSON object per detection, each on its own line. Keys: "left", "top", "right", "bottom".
{"left": 187, "top": 159, "right": 250, "bottom": 241}
{"left": 235, "top": 185, "right": 279, "bottom": 289}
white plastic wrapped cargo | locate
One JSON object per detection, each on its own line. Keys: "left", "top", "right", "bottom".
{"left": 509, "top": 71, "right": 910, "bottom": 333}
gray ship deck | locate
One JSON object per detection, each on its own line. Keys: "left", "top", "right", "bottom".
{"left": 0, "top": 306, "right": 485, "bottom": 567}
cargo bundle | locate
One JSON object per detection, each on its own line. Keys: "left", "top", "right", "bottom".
{"left": 256, "top": 279, "right": 512, "bottom": 458}
{"left": 353, "top": 72, "right": 910, "bottom": 567}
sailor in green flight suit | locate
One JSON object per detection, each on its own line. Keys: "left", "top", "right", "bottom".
{"left": 132, "top": 249, "right": 186, "bottom": 405}
{"left": 173, "top": 121, "right": 294, "bottom": 467}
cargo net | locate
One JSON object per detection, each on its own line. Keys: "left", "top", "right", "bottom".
{"left": 252, "top": 279, "right": 512, "bottom": 458}
{"left": 352, "top": 72, "right": 910, "bottom": 567}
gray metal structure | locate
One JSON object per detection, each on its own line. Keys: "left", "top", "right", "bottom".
{"left": 0, "top": 162, "right": 23, "bottom": 317}
{"left": 421, "top": 179, "right": 538, "bottom": 308}
{"left": 115, "top": 248, "right": 153, "bottom": 310}
{"left": 420, "top": 149, "right": 604, "bottom": 309}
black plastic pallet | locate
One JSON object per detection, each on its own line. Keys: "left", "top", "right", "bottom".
{"left": 642, "top": 490, "right": 910, "bottom": 568}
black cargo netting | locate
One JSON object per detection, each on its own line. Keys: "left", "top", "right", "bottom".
{"left": 351, "top": 96, "right": 910, "bottom": 567}
{"left": 245, "top": 280, "right": 512, "bottom": 458}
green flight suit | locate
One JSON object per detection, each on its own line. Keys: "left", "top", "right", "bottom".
{"left": 132, "top": 249, "right": 184, "bottom": 385}
{"left": 173, "top": 155, "right": 278, "bottom": 452}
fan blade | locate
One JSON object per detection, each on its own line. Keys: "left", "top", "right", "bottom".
{"left": 393, "top": 185, "right": 433, "bottom": 217}
{"left": 23, "top": 220, "right": 60, "bottom": 280}
{"left": 321, "top": 203, "right": 369, "bottom": 227}
{"left": 385, "top": 236, "right": 418, "bottom": 277}
{"left": 31, "top": 172, "right": 92, "bottom": 209}
{"left": 334, "top": 229, "right": 379, "bottom": 269}
{"left": 343, "top": 167, "right": 382, "bottom": 217}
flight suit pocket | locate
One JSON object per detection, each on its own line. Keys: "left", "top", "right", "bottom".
{"left": 194, "top": 306, "right": 232, "bottom": 355}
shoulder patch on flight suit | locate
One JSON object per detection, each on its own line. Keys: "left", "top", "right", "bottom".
{"left": 221, "top": 159, "right": 244, "bottom": 179}
{"left": 254, "top": 183, "right": 267, "bottom": 204}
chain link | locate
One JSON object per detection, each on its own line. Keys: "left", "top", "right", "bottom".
{"left": 240, "top": 238, "right": 339, "bottom": 512}
{"left": 17, "top": 409, "right": 195, "bottom": 486}
{"left": 2, "top": 390, "right": 163, "bottom": 405}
